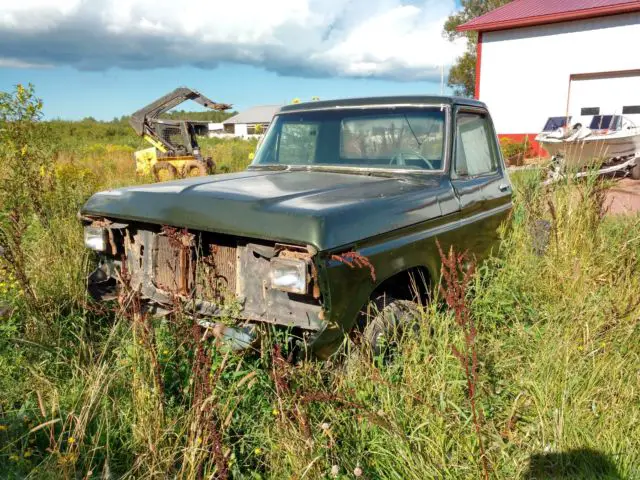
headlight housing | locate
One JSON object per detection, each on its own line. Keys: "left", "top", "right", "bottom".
{"left": 84, "top": 226, "right": 107, "bottom": 252}
{"left": 269, "top": 257, "right": 308, "bottom": 294}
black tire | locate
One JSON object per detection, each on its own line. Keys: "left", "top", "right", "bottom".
{"left": 205, "top": 157, "right": 216, "bottom": 174}
{"left": 631, "top": 159, "right": 640, "bottom": 180}
{"left": 361, "top": 296, "right": 421, "bottom": 358}
{"left": 152, "top": 161, "right": 178, "bottom": 182}
{"left": 182, "top": 160, "right": 207, "bottom": 178}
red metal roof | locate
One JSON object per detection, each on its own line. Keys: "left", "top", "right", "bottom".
{"left": 458, "top": 0, "right": 640, "bottom": 32}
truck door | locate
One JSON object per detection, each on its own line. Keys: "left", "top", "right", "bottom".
{"left": 450, "top": 107, "right": 512, "bottom": 259}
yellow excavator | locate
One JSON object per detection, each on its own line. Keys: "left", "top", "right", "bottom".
{"left": 130, "top": 87, "right": 231, "bottom": 181}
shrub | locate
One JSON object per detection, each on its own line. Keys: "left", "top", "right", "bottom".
{"left": 200, "top": 137, "right": 257, "bottom": 173}
{"left": 500, "top": 137, "right": 531, "bottom": 166}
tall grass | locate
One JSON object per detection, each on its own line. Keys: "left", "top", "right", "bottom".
{"left": 1, "top": 86, "right": 639, "bottom": 478}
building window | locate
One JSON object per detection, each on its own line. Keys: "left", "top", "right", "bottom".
{"left": 247, "top": 124, "right": 268, "bottom": 135}
{"left": 581, "top": 107, "right": 600, "bottom": 116}
{"left": 622, "top": 105, "right": 640, "bottom": 114}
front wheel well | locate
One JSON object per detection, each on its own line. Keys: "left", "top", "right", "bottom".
{"left": 370, "top": 266, "right": 432, "bottom": 306}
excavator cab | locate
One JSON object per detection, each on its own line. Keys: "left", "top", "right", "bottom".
{"left": 130, "top": 87, "right": 231, "bottom": 181}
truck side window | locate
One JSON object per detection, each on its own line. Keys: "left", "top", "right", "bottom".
{"left": 455, "top": 112, "right": 498, "bottom": 177}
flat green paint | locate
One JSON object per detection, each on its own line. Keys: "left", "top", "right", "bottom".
{"left": 82, "top": 169, "right": 453, "bottom": 252}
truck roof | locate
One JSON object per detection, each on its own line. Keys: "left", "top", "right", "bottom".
{"left": 278, "top": 95, "right": 486, "bottom": 113}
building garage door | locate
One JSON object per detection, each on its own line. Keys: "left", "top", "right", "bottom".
{"left": 568, "top": 70, "right": 640, "bottom": 118}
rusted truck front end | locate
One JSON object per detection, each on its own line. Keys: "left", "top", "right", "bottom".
{"left": 83, "top": 217, "right": 326, "bottom": 351}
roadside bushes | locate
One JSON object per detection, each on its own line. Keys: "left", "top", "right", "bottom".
{"left": 199, "top": 137, "right": 258, "bottom": 173}
{"left": 0, "top": 84, "right": 56, "bottom": 312}
{"left": 500, "top": 137, "right": 533, "bottom": 166}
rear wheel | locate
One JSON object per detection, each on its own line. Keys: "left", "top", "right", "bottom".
{"left": 152, "top": 161, "right": 178, "bottom": 182}
{"left": 205, "top": 157, "right": 216, "bottom": 174}
{"left": 631, "top": 159, "right": 640, "bottom": 180}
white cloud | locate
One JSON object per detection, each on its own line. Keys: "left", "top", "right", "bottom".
{"left": 0, "top": 0, "right": 465, "bottom": 81}
{"left": 0, "top": 57, "right": 53, "bottom": 68}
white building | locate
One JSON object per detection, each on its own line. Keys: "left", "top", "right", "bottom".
{"left": 459, "top": 0, "right": 640, "bottom": 155}
{"left": 222, "top": 105, "right": 282, "bottom": 138}
{"left": 207, "top": 122, "right": 225, "bottom": 137}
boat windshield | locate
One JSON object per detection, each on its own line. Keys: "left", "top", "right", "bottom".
{"left": 251, "top": 107, "right": 446, "bottom": 172}
{"left": 542, "top": 116, "right": 570, "bottom": 132}
{"left": 589, "top": 115, "right": 622, "bottom": 131}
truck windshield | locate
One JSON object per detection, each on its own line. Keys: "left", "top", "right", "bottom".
{"left": 251, "top": 107, "right": 446, "bottom": 171}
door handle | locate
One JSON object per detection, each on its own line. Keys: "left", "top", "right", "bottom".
{"left": 499, "top": 183, "right": 511, "bottom": 192}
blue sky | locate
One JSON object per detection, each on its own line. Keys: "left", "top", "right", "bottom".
{"left": 0, "top": 1, "right": 465, "bottom": 120}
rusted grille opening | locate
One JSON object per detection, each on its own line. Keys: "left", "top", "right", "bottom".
{"left": 153, "top": 233, "right": 194, "bottom": 294}
{"left": 148, "top": 229, "right": 238, "bottom": 304}
{"left": 195, "top": 241, "right": 238, "bottom": 303}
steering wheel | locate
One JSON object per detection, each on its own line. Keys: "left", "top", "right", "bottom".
{"left": 389, "top": 151, "right": 435, "bottom": 170}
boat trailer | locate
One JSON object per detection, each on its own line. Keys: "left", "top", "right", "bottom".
{"left": 542, "top": 153, "right": 640, "bottom": 186}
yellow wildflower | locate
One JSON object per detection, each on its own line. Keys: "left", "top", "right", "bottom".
{"left": 272, "top": 409, "right": 279, "bottom": 416}
{"left": 68, "top": 436, "right": 76, "bottom": 445}
{"left": 254, "top": 447, "right": 262, "bottom": 455}
{"left": 24, "top": 450, "right": 33, "bottom": 458}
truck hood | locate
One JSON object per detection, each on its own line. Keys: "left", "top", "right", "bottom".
{"left": 82, "top": 169, "right": 458, "bottom": 251}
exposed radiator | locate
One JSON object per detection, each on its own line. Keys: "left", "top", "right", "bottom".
{"left": 210, "top": 244, "right": 237, "bottom": 294}
{"left": 150, "top": 231, "right": 238, "bottom": 302}
{"left": 153, "top": 233, "right": 193, "bottom": 294}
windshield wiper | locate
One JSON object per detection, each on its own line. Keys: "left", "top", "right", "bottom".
{"left": 405, "top": 114, "right": 422, "bottom": 147}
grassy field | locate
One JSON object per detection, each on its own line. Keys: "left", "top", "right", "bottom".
{"left": 1, "top": 86, "right": 639, "bottom": 479}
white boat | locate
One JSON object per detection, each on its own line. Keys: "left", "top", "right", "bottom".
{"left": 536, "top": 115, "right": 640, "bottom": 167}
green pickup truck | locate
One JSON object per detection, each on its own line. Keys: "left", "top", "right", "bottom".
{"left": 81, "top": 96, "right": 512, "bottom": 358}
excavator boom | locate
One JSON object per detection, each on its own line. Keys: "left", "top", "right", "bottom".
{"left": 129, "top": 87, "right": 231, "bottom": 137}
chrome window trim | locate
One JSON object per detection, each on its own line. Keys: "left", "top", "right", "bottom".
{"left": 279, "top": 103, "right": 449, "bottom": 114}
{"left": 251, "top": 104, "right": 451, "bottom": 175}
{"left": 451, "top": 106, "right": 503, "bottom": 179}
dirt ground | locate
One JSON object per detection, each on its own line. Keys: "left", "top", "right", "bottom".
{"left": 605, "top": 178, "right": 640, "bottom": 215}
